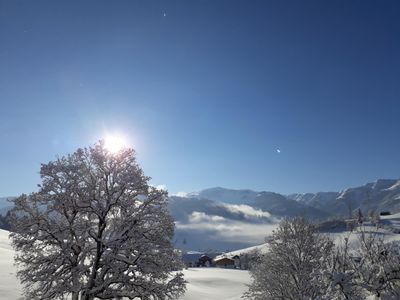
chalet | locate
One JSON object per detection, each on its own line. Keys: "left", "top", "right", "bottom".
{"left": 214, "top": 257, "right": 235, "bottom": 268}
{"left": 181, "top": 252, "right": 220, "bottom": 268}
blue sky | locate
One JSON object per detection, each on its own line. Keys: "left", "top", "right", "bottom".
{"left": 0, "top": 0, "right": 399, "bottom": 196}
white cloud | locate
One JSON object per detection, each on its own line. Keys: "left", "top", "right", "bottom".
{"left": 176, "top": 219, "right": 278, "bottom": 244}
{"left": 222, "top": 204, "right": 271, "bottom": 219}
{"left": 176, "top": 210, "right": 279, "bottom": 245}
{"left": 189, "top": 211, "right": 226, "bottom": 223}
{"left": 174, "top": 191, "right": 189, "bottom": 197}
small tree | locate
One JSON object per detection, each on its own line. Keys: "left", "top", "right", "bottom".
{"left": 243, "top": 217, "right": 334, "bottom": 300}
{"left": 9, "top": 141, "right": 186, "bottom": 300}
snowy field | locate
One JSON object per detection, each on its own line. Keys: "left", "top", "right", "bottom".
{"left": 0, "top": 230, "right": 22, "bottom": 300}
{"left": 180, "top": 268, "right": 250, "bottom": 300}
{"left": 0, "top": 229, "right": 250, "bottom": 300}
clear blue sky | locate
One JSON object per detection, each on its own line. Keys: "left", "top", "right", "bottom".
{"left": 0, "top": 0, "right": 399, "bottom": 196}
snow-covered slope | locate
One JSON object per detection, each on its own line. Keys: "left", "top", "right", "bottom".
{"left": 337, "top": 179, "right": 400, "bottom": 214}
{"left": 289, "top": 179, "right": 400, "bottom": 217}
{"left": 0, "top": 229, "right": 22, "bottom": 299}
{"left": 180, "top": 268, "right": 250, "bottom": 300}
{"left": 288, "top": 192, "right": 340, "bottom": 214}
{"left": 251, "top": 192, "right": 329, "bottom": 220}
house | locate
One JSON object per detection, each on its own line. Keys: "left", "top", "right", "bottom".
{"left": 214, "top": 257, "right": 235, "bottom": 268}
{"left": 181, "top": 252, "right": 220, "bottom": 268}
{"left": 198, "top": 255, "right": 212, "bottom": 267}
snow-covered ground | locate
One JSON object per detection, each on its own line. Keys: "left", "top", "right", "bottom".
{"left": 180, "top": 268, "right": 250, "bottom": 300}
{"left": 2, "top": 214, "right": 400, "bottom": 299}
{"left": 0, "top": 230, "right": 22, "bottom": 300}
{"left": 0, "top": 229, "right": 250, "bottom": 300}
{"left": 325, "top": 217, "right": 400, "bottom": 249}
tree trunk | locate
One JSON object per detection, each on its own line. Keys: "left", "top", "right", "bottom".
{"left": 71, "top": 292, "right": 79, "bottom": 300}
{"left": 81, "top": 294, "right": 94, "bottom": 300}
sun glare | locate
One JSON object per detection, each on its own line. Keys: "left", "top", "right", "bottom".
{"left": 104, "top": 134, "right": 128, "bottom": 153}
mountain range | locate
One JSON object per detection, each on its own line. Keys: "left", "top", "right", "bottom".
{"left": 170, "top": 179, "right": 400, "bottom": 251}
{"left": 1, "top": 179, "right": 400, "bottom": 251}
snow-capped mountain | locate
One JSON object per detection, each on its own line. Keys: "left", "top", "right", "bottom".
{"left": 288, "top": 192, "right": 339, "bottom": 207}
{"left": 337, "top": 179, "right": 400, "bottom": 215}
{"left": 184, "top": 188, "right": 333, "bottom": 218}
{"left": 287, "top": 192, "right": 341, "bottom": 215}
{"left": 289, "top": 179, "right": 400, "bottom": 217}
{"left": 170, "top": 179, "right": 400, "bottom": 251}
{"left": 250, "top": 192, "right": 329, "bottom": 219}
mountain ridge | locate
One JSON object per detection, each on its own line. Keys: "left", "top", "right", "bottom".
{"left": 183, "top": 178, "right": 400, "bottom": 217}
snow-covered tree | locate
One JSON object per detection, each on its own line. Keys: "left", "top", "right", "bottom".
{"left": 243, "top": 217, "right": 334, "bottom": 300}
{"left": 352, "top": 231, "right": 400, "bottom": 298}
{"left": 9, "top": 141, "right": 186, "bottom": 300}
{"left": 239, "top": 249, "right": 260, "bottom": 270}
{"left": 320, "top": 236, "right": 364, "bottom": 299}
{"left": 321, "top": 228, "right": 400, "bottom": 299}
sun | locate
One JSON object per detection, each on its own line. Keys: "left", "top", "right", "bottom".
{"left": 104, "top": 134, "right": 128, "bottom": 153}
